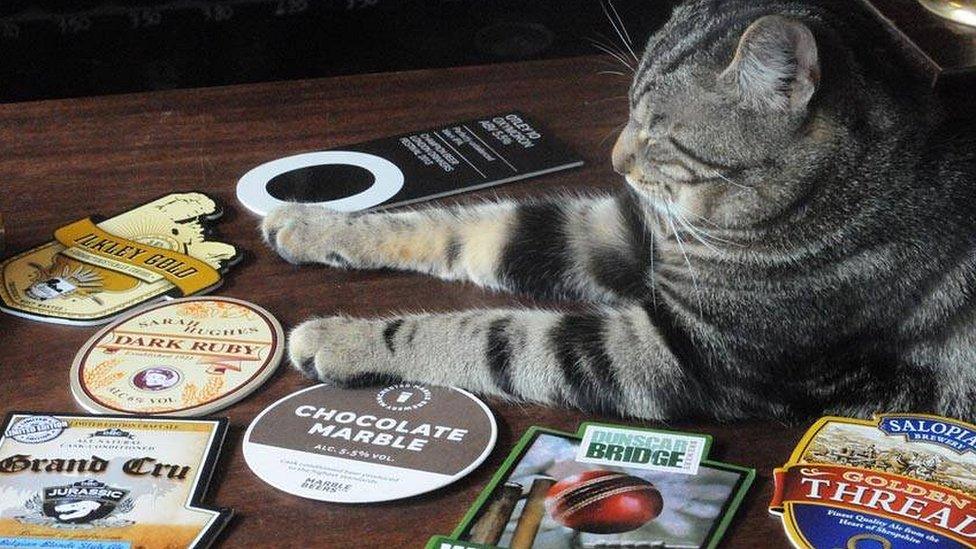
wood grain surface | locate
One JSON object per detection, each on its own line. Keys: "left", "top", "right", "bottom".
{"left": 0, "top": 56, "right": 804, "bottom": 548}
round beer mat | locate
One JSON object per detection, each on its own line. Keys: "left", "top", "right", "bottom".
{"left": 71, "top": 296, "right": 283, "bottom": 416}
{"left": 243, "top": 383, "right": 497, "bottom": 502}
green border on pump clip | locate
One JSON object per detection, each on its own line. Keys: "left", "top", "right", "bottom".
{"left": 426, "top": 536, "right": 496, "bottom": 549}
{"left": 426, "top": 422, "right": 755, "bottom": 549}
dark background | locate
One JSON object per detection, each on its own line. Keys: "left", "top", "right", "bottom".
{"left": 1, "top": 2, "right": 975, "bottom": 547}
{"left": 0, "top": 0, "right": 680, "bottom": 103}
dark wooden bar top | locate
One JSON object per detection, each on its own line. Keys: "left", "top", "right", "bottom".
{"left": 0, "top": 56, "right": 804, "bottom": 548}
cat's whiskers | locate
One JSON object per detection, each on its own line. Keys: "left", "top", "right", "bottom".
{"left": 593, "top": 58, "right": 634, "bottom": 78}
{"left": 593, "top": 31, "right": 633, "bottom": 64}
{"left": 713, "top": 170, "right": 755, "bottom": 193}
{"left": 602, "top": 0, "right": 640, "bottom": 63}
{"left": 588, "top": 94, "right": 629, "bottom": 104}
{"left": 668, "top": 200, "right": 720, "bottom": 228}
{"left": 587, "top": 37, "right": 635, "bottom": 73}
{"left": 674, "top": 213, "right": 721, "bottom": 254}
{"left": 668, "top": 201, "right": 743, "bottom": 247}
{"left": 644, "top": 199, "right": 659, "bottom": 309}
{"left": 663, "top": 202, "right": 703, "bottom": 316}
{"left": 600, "top": 120, "right": 628, "bottom": 147}
{"left": 668, "top": 203, "right": 723, "bottom": 251}
{"left": 649, "top": 225, "right": 657, "bottom": 308}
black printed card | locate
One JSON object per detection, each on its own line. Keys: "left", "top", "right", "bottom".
{"left": 237, "top": 111, "right": 585, "bottom": 215}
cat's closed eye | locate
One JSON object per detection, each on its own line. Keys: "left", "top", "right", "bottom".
{"left": 644, "top": 113, "right": 666, "bottom": 128}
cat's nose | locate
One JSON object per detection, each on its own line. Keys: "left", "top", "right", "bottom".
{"left": 612, "top": 125, "right": 638, "bottom": 176}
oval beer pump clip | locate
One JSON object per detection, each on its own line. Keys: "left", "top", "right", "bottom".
{"left": 237, "top": 151, "right": 406, "bottom": 216}
{"left": 243, "top": 383, "right": 497, "bottom": 503}
{"left": 70, "top": 296, "right": 284, "bottom": 416}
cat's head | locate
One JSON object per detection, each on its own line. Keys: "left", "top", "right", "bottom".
{"left": 614, "top": 1, "right": 909, "bottom": 227}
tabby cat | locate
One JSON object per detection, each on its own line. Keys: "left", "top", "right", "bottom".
{"left": 261, "top": 0, "right": 976, "bottom": 421}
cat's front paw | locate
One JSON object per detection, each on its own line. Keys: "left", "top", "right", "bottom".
{"left": 288, "top": 316, "right": 388, "bottom": 385}
{"left": 261, "top": 203, "right": 357, "bottom": 267}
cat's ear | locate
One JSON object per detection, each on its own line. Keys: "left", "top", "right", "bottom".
{"left": 721, "top": 15, "right": 820, "bottom": 113}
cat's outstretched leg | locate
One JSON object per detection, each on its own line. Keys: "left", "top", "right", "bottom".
{"left": 262, "top": 193, "right": 653, "bottom": 302}
{"left": 287, "top": 305, "right": 704, "bottom": 420}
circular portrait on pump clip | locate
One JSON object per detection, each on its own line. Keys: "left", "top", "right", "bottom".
{"left": 131, "top": 366, "right": 182, "bottom": 392}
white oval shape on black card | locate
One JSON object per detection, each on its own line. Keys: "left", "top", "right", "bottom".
{"left": 237, "top": 151, "right": 406, "bottom": 216}
{"left": 242, "top": 383, "right": 497, "bottom": 503}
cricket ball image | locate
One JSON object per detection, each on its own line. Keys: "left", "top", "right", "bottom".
{"left": 545, "top": 470, "right": 663, "bottom": 534}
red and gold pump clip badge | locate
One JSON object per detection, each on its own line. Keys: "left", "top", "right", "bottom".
{"left": 770, "top": 414, "right": 976, "bottom": 549}
{"left": 0, "top": 193, "right": 240, "bottom": 325}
